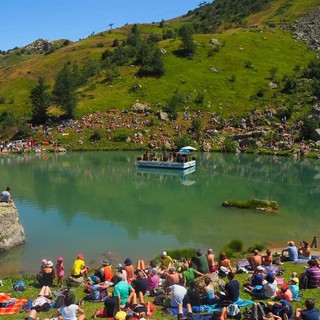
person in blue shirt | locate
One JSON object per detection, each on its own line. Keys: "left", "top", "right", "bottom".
{"left": 295, "top": 298, "right": 319, "bottom": 320}
{"left": 281, "top": 241, "right": 298, "bottom": 262}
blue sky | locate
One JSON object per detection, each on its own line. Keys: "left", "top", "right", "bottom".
{"left": 1, "top": 0, "right": 207, "bottom": 51}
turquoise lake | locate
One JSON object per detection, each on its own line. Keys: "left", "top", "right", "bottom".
{"left": 0, "top": 152, "right": 319, "bottom": 275}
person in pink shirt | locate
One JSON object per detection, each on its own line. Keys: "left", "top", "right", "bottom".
{"left": 56, "top": 257, "right": 65, "bottom": 287}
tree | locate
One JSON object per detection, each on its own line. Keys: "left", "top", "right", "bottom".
{"left": 192, "top": 118, "right": 202, "bottom": 141}
{"left": 179, "top": 24, "right": 196, "bottom": 58}
{"left": 52, "top": 64, "right": 77, "bottom": 118}
{"left": 30, "top": 77, "right": 51, "bottom": 125}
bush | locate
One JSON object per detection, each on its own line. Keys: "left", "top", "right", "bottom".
{"left": 221, "top": 247, "right": 234, "bottom": 258}
{"left": 89, "top": 131, "right": 102, "bottom": 142}
{"left": 223, "top": 137, "right": 238, "bottom": 152}
{"left": 226, "top": 239, "right": 243, "bottom": 253}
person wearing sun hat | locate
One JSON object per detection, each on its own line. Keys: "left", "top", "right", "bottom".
{"left": 281, "top": 241, "right": 298, "bottom": 262}
{"left": 95, "top": 259, "right": 113, "bottom": 282}
{"left": 288, "top": 276, "right": 300, "bottom": 301}
{"left": 37, "top": 260, "right": 55, "bottom": 287}
{"left": 71, "top": 253, "right": 90, "bottom": 279}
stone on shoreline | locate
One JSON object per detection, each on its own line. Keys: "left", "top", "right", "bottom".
{"left": 0, "top": 203, "right": 25, "bottom": 251}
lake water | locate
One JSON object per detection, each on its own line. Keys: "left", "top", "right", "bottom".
{"left": 0, "top": 152, "right": 319, "bottom": 275}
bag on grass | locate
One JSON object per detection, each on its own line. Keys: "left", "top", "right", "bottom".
{"left": 13, "top": 280, "right": 25, "bottom": 292}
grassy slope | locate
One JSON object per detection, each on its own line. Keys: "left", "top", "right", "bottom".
{"left": 1, "top": 259, "right": 320, "bottom": 320}
{"left": 0, "top": 0, "right": 318, "bottom": 120}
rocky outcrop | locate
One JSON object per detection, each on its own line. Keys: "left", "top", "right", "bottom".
{"left": 292, "top": 9, "right": 320, "bottom": 51}
{"left": 0, "top": 203, "right": 25, "bottom": 251}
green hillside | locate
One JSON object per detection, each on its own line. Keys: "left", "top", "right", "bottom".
{"left": 0, "top": 0, "right": 319, "bottom": 154}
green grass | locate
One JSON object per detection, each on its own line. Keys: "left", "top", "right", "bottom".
{"left": 0, "top": 23, "right": 316, "bottom": 118}
{"left": 1, "top": 256, "right": 320, "bottom": 319}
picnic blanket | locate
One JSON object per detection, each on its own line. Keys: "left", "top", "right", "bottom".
{"left": 0, "top": 294, "right": 28, "bottom": 315}
{"left": 236, "top": 259, "right": 283, "bottom": 276}
{"left": 170, "top": 298, "right": 254, "bottom": 316}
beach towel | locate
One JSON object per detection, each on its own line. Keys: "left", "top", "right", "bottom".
{"left": 171, "top": 298, "right": 254, "bottom": 316}
{"left": 0, "top": 294, "right": 28, "bottom": 315}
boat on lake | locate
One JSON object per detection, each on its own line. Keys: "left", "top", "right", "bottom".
{"left": 136, "top": 146, "right": 196, "bottom": 169}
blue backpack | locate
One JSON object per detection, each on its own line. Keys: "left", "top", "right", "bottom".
{"left": 13, "top": 280, "right": 26, "bottom": 292}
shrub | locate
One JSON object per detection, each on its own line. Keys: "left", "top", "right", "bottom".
{"left": 226, "top": 239, "right": 243, "bottom": 253}
{"left": 89, "top": 131, "right": 102, "bottom": 142}
{"left": 223, "top": 137, "right": 238, "bottom": 152}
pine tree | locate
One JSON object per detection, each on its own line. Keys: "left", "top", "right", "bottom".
{"left": 30, "top": 77, "right": 51, "bottom": 125}
{"left": 179, "top": 24, "right": 196, "bottom": 59}
{"left": 52, "top": 64, "right": 77, "bottom": 119}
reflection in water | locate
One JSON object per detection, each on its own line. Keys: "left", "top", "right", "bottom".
{"left": 0, "top": 152, "right": 319, "bottom": 275}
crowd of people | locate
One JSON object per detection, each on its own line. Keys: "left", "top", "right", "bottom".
{"left": 25, "top": 241, "right": 320, "bottom": 320}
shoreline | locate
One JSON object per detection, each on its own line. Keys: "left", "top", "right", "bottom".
{"left": 1, "top": 245, "right": 319, "bottom": 277}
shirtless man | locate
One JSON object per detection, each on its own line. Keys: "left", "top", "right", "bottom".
{"left": 206, "top": 248, "right": 215, "bottom": 272}
{"left": 247, "top": 249, "right": 262, "bottom": 271}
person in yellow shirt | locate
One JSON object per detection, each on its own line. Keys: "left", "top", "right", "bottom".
{"left": 71, "top": 253, "right": 90, "bottom": 278}
{"left": 160, "top": 251, "right": 173, "bottom": 269}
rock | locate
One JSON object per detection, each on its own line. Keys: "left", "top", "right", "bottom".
{"left": 312, "top": 128, "right": 320, "bottom": 141}
{"left": 210, "top": 66, "right": 219, "bottom": 73}
{"left": 210, "top": 38, "right": 222, "bottom": 47}
{"left": 131, "top": 102, "right": 150, "bottom": 113}
{"left": 157, "top": 111, "right": 169, "bottom": 121}
{"left": 0, "top": 203, "right": 25, "bottom": 251}
{"left": 269, "top": 82, "right": 278, "bottom": 89}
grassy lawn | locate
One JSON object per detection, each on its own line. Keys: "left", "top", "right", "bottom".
{"left": 1, "top": 256, "right": 319, "bottom": 319}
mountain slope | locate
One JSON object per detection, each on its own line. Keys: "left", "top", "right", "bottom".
{"left": 0, "top": 0, "right": 318, "bottom": 124}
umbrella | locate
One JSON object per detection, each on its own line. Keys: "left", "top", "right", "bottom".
{"left": 180, "top": 146, "right": 197, "bottom": 151}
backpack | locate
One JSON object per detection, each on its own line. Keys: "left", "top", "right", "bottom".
{"left": 13, "top": 280, "right": 26, "bottom": 292}
{"left": 299, "top": 274, "right": 308, "bottom": 290}
{"left": 227, "top": 304, "right": 241, "bottom": 319}
{"left": 54, "top": 295, "right": 65, "bottom": 308}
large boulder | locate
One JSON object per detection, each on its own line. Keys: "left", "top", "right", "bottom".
{"left": 0, "top": 203, "right": 25, "bottom": 251}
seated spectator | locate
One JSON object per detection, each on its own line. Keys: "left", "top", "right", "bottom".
{"left": 183, "top": 281, "right": 201, "bottom": 307}
{"left": 45, "top": 295, "right": 85, "bottom": 320}
{"left": 247, "top": 249, "right": 263, "bottom": 271}
{"left": 0, "top": 187, "right": 15, "bottom": 207}
{"left": 276, "top": 284, "right": 293, "bottom": 301}
{"left": 202, "top": 276, "right": 218, "bottom": 305}
{"left": 146, "top": 268, "right": 160, "bottom": 294}
{"left": 84, "top": 277, "right": 109, "bottom": 302}
{"left": 193, "top": 249, "right": 209, "bottom": 274}
{"left": 281, "top": 241, "right": 298, "bottom": 262}
{"left": 36, "top": 260, "right": 55, "bottom": 287}
{"left": 123, "top": 258, "right": 136, "bottom": 284}
{"left": 262, "top": 249, "right": 273, "bottom": 266}
{"left": 305, "top": 259, "right": 320, "bottom": 288}
{"left": 244, "top": 266, "right": 265, "bottom": 291}
{"left": 206, "top": 248, "right": 215, "bottom": 272}
{"left": 298, "top": 241, "right": 312, "bottom": 259}
{"left": 165, "top": 266, "right": 181, "bottom": 287}
{"left": 71, "top": 253, "right": 90, "bottom": 279}
{"left": 218, "top": 252, "right": 234, "bottom": 273}
{"left": 113, "top": 271, "right": 135, "bottom": 312}
{"left": 245, "top": 272, "right": 278, "bottom": 299}
{"left": 289, "top": 277, "right": 300, "bottom": 301}
{"left": 166, "top": 284, "right": 193, "bottom": 320}
{"left": 160, "top": 251, "right": 173, "bottom": 269}
{"left": 295, "top": 298, "right": 319, "bottom": 320}
{"left": 131, "top": 270, "right": 147, "bottom": 296}
{"left": 219, "top": 272, "right": 240, "bottom": 303}
{"left": 180, "top": 266, "right": 205, "bottom": 287}
{"left": 95, "top": 259, "right": 113, "bottom": 282}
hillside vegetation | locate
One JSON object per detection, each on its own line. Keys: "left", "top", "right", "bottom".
{"left": 0, "top": 0, "right": 319, "bottom": 155}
